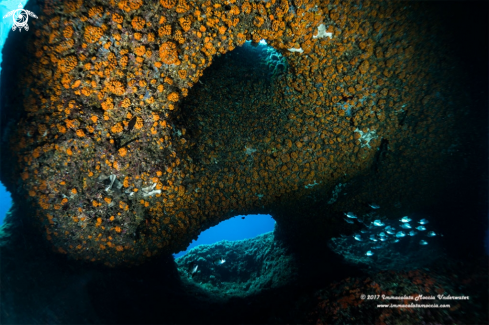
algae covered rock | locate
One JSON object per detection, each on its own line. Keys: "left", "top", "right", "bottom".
{"left": 176, "top": 231, "right": 298, "bottom": 297}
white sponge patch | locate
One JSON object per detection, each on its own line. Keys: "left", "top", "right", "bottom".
{"left": 313, "top": 24, "right": 333, "bottom": 39}
{"left": 287, "top": 47, "right": 304, "bottom": 53}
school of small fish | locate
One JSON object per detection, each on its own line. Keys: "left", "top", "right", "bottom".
{"left": 343, "top": 205, "right": 440, "bottom": 257}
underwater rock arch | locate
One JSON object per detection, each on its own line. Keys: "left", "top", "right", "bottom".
{"left": 0, "top": 0, "right": 465, "bottom": 265}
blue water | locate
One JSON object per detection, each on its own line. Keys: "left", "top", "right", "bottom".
{"left": 173, "top": 214, "right": 275, "bottom": 258}
{"left": 0, "top": 0, "right": 28, "bottom": 225}
{"left": 0, "top": 183, "right": 11, "bottom": 225}
{"left": 0, "top": 0, "right": 28, "bottom": 65}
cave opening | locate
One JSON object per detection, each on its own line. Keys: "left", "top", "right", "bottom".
{"left": 171, "top": 41, "right": 295, "bottom": 297}
{"left": 173, "top": 39, "right": 290, "bottom": 250}
{"left": 173, "top": 214, "right": 296, "bottom": 298}
{"left": 0, "top": 182, "right": 12, "bottom": 226}
{"left": 173, "top": 213, "right": 275, "bottom": 258}
{"left": 176, "top": 38, "right": 288, "bottom": 155}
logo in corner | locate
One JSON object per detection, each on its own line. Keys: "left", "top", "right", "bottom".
{"left": 3, "top": 3, "right": 37, "bottom": 32}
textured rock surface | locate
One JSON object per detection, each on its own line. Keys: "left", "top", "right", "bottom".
{"left": 175, "top": 231, "right": 298, "bottom": 297}
{"left": 0, "top": 0, "right": 471, "bottom": 265}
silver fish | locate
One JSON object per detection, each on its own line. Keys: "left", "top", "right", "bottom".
{"left": 416, "top": 226, "right": 426, "bottom": 231}
{"left": 353, "top": 234, "right": 363, "bottom": 241}
{"left": 372, "top": 220, "right": 385, "bottom": 227}
{"left": 419, "top": 240, "right": 428, "bottom": 245}
{"left": 369, "top": 203, "right": 380, "bottom": 209}
{"left": 344, "top": 212, "right": 357, "bottom": 219}
{"left": 409, "top": 230, "right": 417, "bottom": 236}
{"left": 214, "top": 258, "right": 226, "bottom": 265}
{"left": 396, "top": 231, "right": 406, "bottom": 238}
{"left": 418, "top": 219, "right": 429, "bottom": 225}
{"left": 344, "top": 218, "right": 354, "bottom": 224}
{"left": 427, "top": 231, "right": 436, "bottom": 237}
{"left": 189, "top": 263, "right": 198, "bottom": 277}
{"left": 365, "top": 250, "right": 374, "bottom": 256}
{"left": 400, "top": 216, "right": 411, "bottom": 223}
{"left": 400, "top": 223, "right": 412, "bottom": 229}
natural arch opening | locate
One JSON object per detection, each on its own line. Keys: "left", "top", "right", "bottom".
{"left": 0, "top": 183, "right": 12, "bottom": 226}
{"left": 174, "top": 214, "right": 297, "bottom": 298}
{"left": 170, "top": 40, "right": 294, "bottom": 250}
{"left": 173, "top": 213, "right": 275, "bottom": 258}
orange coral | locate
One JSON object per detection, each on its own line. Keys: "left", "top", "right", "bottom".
{"left": 111, "top": 123, "right": 124, "bottom": 134}
{"left": 55, "top": 39, "right": 74, "bottom": 53}
{"left": 134, "top": 45, "right": 146, "bottom": 56}
{"left": 174, "top": 30, "right": 185, "bottom": 44}
{"left": 120, "top": 56, "right": 128, "bottom": 67}
{"left": 118, "top": 0, "right": 142, "bottom": 12}
{"left": 160, "top": 0, "right": 176, "bottom": 9}
{"left": 64, "top": 0, "right": 82, "bottom": 13}
{"left": 236, "top": 32, "right": 246, "bottom": 45}
{"left": 112, "top": 13, "right": 123, "bottom": 24}
{"left": 63, "top": 26, "right": 74, "bottom": 38}
{"left": 179, "top": 16, "right": 192, "bottom": 32}
{"left": 253, "top": 16, "right": 264, "bottom": 28}
{"left": 121, "top": 98, "right": 131, "bottom": 108}
{"left": 131, "top": 16, "right": 146, "bottom": 31}
{"left": 58, "top": 56, "right": 77, "bottom": 73}
{"left": 118, "top": 147, "right": 127, "bottom": 157}
{"left": 84, "top": 25, "right": 103, "bottom": 43}
{"left": 230, "top": 5, "right": 240, "bottom": 15}
{"left": 108, "top": 81, "right": 125, "bottom": 96}
{"left": 176, "top": 0, "right": 189, "bottom": 13}
{"left": 159, "top": 41, "right": 180, "bottom": 65}
{"left": 128, "top": 0, "right": 143, "bottom": 10}
{"left": 242, "top": 2, "right": 251, "bottom": 14}
{"left": 167, "top": 92, "right": 179, "bottom": 102}
{"left": 88, "top": 6, "right": 103, "bottom": 18}
{"left": 101, "top": 98, "right": 114, "bottom": 111}
{"left": 358, "top": 59, "right": 370, "bottom": 74}
{"left": 134, "top": 117, "right": 144, "bottom": 129}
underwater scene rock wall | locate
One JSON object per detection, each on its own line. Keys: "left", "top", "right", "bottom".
{"left": 0, "top": 0, "right": 471, "bottom": 266}
{"left": 0, "top": 0, "right": 487, "bottom": 323}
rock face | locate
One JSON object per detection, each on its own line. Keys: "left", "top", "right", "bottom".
{"left": 175, "top": 231, "right": 298, "bottom": 297}
{"left": 0, "top": 0, "right": 469, "bottom": 265}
